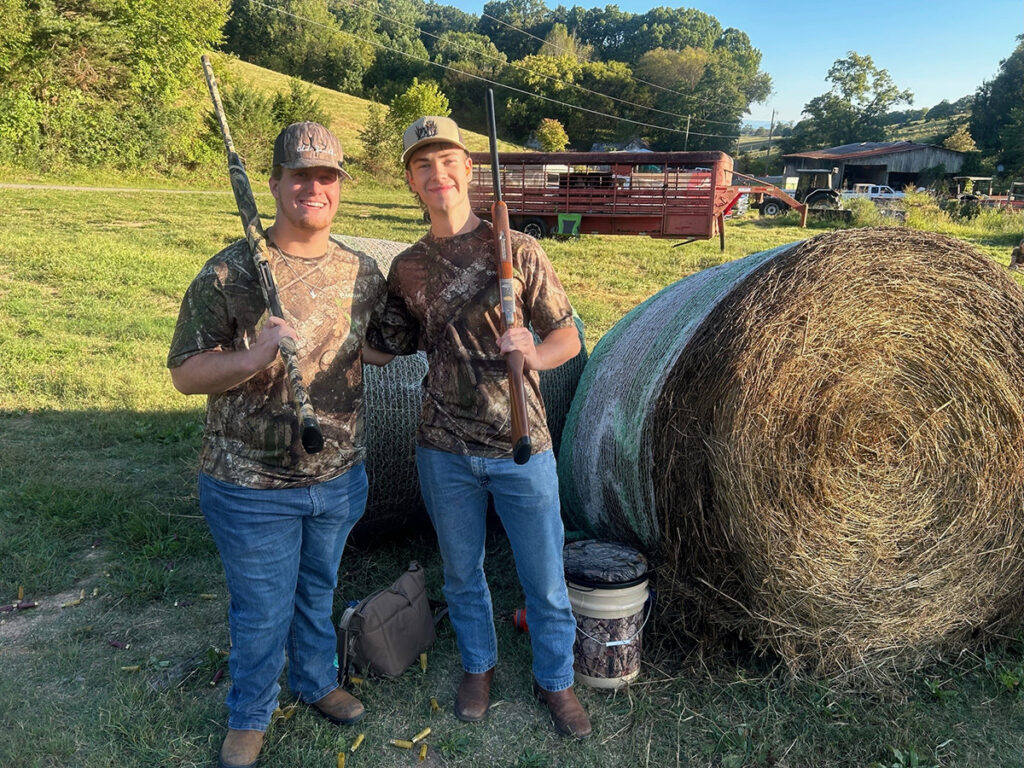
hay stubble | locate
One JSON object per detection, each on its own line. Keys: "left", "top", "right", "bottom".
{"left": 655, "top": 228, "right": 1024, "bottom": 675}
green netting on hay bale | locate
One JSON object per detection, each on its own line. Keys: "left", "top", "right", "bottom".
{"left": 337, "top": 235, "right": 588, "bottom": 539}
{"left": 559, "top": 228, "right": 1024, "bottom": 675}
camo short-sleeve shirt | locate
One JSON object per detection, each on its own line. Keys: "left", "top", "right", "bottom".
{"left": 368, "top": 220, "right": 574, "bottom": 457}
{"left": 167, "top": 235, "right": 386, "bottom": 489}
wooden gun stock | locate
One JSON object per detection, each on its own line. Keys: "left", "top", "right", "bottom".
{"left": 200, "top": 54, "right": 324, "bottom": 454}
{"left": 487, "top": 89, "right": 531, "bottom": 464}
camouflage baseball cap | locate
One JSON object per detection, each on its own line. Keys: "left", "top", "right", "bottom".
{"left": 273, "top": 122, "right": 352, "bottom": 179}
{"left": 401, "top": 116, "right": 468, "bottom": 166}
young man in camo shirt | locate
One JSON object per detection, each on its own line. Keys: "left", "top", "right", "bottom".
{"left": 168, "top": 122, "right": 391, "bottom": 768}
{"left": 368, "top": 115, "right": 591, "bottom": 738}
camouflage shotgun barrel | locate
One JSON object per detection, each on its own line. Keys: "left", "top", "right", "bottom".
{"left": 199, "top": 54, "right": 324, "bottom": 454}
{"left": 486, "top": 88, "right": 531, "bottom": 465}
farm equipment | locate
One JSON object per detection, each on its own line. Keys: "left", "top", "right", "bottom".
{"left": 467, "top": 150, "right": 808, "bottom": 251}
{"left": 755, "top": 168, "right": 842, "bottom": 217}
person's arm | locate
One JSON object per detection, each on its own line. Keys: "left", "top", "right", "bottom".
{"left": 498, "top": 325, "right": 580, "bottom": 371}
{"left": 170, "top": 316, "right": 296, "bottom": 395}
{"left": 362, "top": 346, "right": 395, "bottom": 366}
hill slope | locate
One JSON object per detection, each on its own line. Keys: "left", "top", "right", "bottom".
{"left": 219, "top": 54, "right": 523, "bottom": 159}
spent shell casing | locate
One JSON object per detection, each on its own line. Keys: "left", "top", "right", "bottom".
{"left": 430, "top": 697, "right": 440, "bottom": 712}
{"left": 419, "top": 743, "right": 428, "bottom": 761}
{"left": 350, "top": 733, "right": 365, "bottom": 753}
{"left": 411, "top": 727, "right": 431, "bottom": 743}
{"left": 336, "top": 752, "right": 345, "bottom": 768}
{"left": 390, "top": 739, "right": 414, "bottom": 749}
{"left": 419, "top": 652, "right": 427, "bottom": 672}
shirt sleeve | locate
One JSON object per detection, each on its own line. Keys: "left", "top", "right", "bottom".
{"left": 366, "top": 260, "right": 421, "bottom": 356}
{"left": 166, "top": 261, "right": 235, "bottom": 369}
{"left": 516, "top": 237, "right": 574, "bottom": 338}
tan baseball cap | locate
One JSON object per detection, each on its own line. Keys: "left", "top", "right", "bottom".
{"left": 273, "top": 122, "right": 352, "bottom": 179}
{"left": 401, "top": 116, "right": 468, "bottom": 166}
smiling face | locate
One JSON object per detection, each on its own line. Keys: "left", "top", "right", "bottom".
{"left": 405, "top": 143, "right": 473, "bottom": 217}
{"left": 269, "top": 165, "right": 341, "bottom": 237}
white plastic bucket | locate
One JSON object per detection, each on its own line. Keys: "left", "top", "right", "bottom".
{"left": 567, "top": 578, "right": 650, "bottom": 689}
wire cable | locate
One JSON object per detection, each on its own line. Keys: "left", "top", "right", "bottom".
{"left": 479, "top": 10, "right": 760, "bottom": 114}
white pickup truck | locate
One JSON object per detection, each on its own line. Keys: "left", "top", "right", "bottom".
{"left": 841, "top": 183, "right": 905, "bottom": 202}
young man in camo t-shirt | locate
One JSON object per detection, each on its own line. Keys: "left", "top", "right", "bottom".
{"left": 368, "top": 116, "right": 591, "bottom": 738}
{"left": 168, "top": 122, "right": 391, "bottom": 768}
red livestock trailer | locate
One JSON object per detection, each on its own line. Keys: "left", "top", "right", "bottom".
{"left": 468, "top": 150, "right": 806, "bottom": 250}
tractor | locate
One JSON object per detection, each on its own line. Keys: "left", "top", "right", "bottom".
{"left": 758, "top": 168, "right": 842, "bottom": 216}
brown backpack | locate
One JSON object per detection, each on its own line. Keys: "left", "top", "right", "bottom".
{"left": 338, "top": 561, "right": 443, "bottom": 679}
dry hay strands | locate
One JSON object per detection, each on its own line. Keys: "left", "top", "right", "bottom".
{"left": 561, "top": 227, "right": 1024, "bottom": 677}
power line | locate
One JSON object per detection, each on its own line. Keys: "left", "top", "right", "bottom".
{"left": 334, "top": 0, "right": 740, "bottom": 130}
{"left": 479, "top": 10, "right": 754, "bottom": 114}
{"left": 245, "top": 0, "right": 741, "bottom": 141}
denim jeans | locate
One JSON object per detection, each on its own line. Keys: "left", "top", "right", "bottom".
{"left": 415, "top": 446, "right": 576, "bottom": 692}
{"left": 199, "top": 466, "right": 367, "bottom": 731}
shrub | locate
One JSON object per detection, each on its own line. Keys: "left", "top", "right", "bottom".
{"left": 535, "top": 118, "right": 569, "bottom": 151}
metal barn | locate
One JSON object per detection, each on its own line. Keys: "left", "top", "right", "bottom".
{"left": 781, "top": 141, "right": 965, "bottom": 189}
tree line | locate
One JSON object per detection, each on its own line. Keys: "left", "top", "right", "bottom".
{"left": 223, "top": 0, "right": 771, "bottom": 152}
{"left": 1, "top": 1, "right": 1021, "bottom": 181}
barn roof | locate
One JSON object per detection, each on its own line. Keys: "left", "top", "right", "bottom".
{"left": 783, "top": 141, "right": 963, "bottom": 160}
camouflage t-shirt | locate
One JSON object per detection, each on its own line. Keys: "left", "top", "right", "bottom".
{"left": 368, "top": 220, "right": 574, "bottom": 457}
{"left": 167, "top": 234, "right": 386, "bottom": 489}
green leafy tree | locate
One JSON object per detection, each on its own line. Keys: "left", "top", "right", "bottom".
{"left": 539, "top": 23, "right": 593, "bottom": 60}
{"left": 564, "top": 4, "right": 629, "bottom": 59}
{"left": 943, "top": 124, "right": 977, "bottom": 153}
{"left": 420, "top": 2, "right": 478, "bottom": 54}
{"left": 478, "top": 0, "right": 550, "bottom": 61}
{"left": 535, "top": 117, "right": 568, "bottom": 150}
{"left": 0, "top": 0, "right": 30, "bottom": 76}
{"left": 617, "top": 7, "right": 721, "bottom": 64}
{"left": 363, "top": 0, "right": 431, "bottom": 102}
{"left": 272, "top": 80, "right": 331, "bottom": 129}
{"left": 358, "top": 103, "right": 394, "bottom": 176}
{"left": 970, "top": 37, "right": 1024, "bottom": 153}
{"left": 260, "top": 0, "right": 375, "bottom": 95}
{"left": 361, "top": 79, "right": 451, "bottom": 176}
{"left": 786, "top": 52, "right": 913, "bottom": 151}
{"left": 432, "top": 31, "right": 507, "bottom": 131}
{"left": 997, "top": 106, "right": 1024, "bottom": 177}
{"left": 1, "top": 0, "right": 228, "bottom": 169}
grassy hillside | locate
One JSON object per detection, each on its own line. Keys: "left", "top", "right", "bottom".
{"left": 220, "top": 54, "right": 524, "bottom": 161}
{"left": 886, "top": 113, "right": 968, "bottom": 144}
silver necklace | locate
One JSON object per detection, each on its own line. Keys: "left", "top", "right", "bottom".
{"left": 275, "top": 248, "right": 328, "bottom": 299}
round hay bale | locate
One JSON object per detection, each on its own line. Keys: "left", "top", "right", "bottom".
{"left": 559, "top": 228, "right": 1024, "bottom": 674}
{"left": 337, "top": 235, "right": 588, "bottom": 540}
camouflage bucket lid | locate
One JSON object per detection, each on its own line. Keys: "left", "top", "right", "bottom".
{"left": 563, "top": 540, "right": 649, "bottom": 589}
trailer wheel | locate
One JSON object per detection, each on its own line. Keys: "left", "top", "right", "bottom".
{"left": 760, "top": 199, "right": 787, "bottom": 217}
{"left": 521, "top": 217, "right": 548, "bottom": 239}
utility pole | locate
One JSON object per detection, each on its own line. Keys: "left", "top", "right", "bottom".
{"left": 765, "top": 109, "right": 776, "bottom": 177}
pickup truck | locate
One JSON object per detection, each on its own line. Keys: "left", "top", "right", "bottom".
{"left": 840, "top": 184, "right": 905, "bottom": 202}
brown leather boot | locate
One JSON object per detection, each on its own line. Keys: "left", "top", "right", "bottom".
{"left": 534, "top": 682, "right": 592, "bottom": 738}
{"left": 311, "top": 687, "right": 366, "bottom": 725}
{"left": 455, "top": 668, "right": 495, "bottom": 722}
{"left": 218, "top": 729, "right": 264, "bottom": 768}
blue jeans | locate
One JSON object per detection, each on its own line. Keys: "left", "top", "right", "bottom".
{"left": 415, "top": 446, "right": 576, "bottom": 692}
{"left": 199, "top": 466, "right": 367, "bottom": 731}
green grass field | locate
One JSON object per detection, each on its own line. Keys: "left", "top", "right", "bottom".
{"left": 3, "top": 177, "right": 1024, "bottom": 768}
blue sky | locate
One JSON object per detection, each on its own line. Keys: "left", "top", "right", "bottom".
{"left": 448, "top": 0, "right": 1023, "bottom": 124}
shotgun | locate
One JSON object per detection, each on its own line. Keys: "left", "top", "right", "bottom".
{"left": 200, "top": 54, "right": 324, "bottom": 454}
{"left": 486, "top": 89, "right": 531, "bottom": 465}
